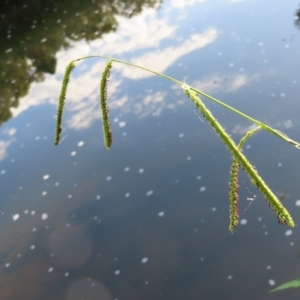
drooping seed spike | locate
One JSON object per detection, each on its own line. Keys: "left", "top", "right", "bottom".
{"left": 55, "top": 61, "right": 76, "bottom": 145}
{"left": 100, "top": 60, "right": 113, "bottom": 149}
{"left": 181, "top": 83, "right": 294, "bottom": 230}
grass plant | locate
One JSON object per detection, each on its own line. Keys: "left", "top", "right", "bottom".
{"left": 55, "top": 56, "right": 299, "bottom": 231}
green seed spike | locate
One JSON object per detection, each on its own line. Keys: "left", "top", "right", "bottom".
{"left": 182, "top": 83, "right": 294, "bottom": 230}
{"left": 229, "top": 126, "right": 260, "bottom": 232}
{"left": 100, "top": 60, "right": 113, "bottom": 149}
{"left": 55, "top": 61, "right": 76, "bottom": 145}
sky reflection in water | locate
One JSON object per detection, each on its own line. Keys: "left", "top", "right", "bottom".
{"left": 1, "top": 0, "right": 300, "bottom": 299}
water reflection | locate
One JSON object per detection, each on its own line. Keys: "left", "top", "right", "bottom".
{"left": 0, "top": 0, "right": 162, "bottom": 126}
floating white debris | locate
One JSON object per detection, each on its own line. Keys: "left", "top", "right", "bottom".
{"left": 65, "top": 272, "right": 69, "bottom": 277}
{"left": 199, "top": 187, "right": 206, "bottom": 192}
{"left": 48, "top": 267, "right": 54, "bottom": 273}
{"left": 179, "top": 133, "right": 184, "bottom": 138}
{"left": 141, "top": 257, "right": 149, "bottom": 264}
{"left": 196, "top": 176, "right": 202, "bottom": 180}
{"left": 295, "top": 200, "right": 300, "bottom": 206}
{"left": 146, "top": 190, "right": 153, "bottom": 196}
{"left": 31, "top": 211, "right": 36, "bottom": 215}
{"left": 68, "top": 194, "right": 72, "bottom": 199}
{"left": 258, "top": 42, "right": 264, "bottom": 46}
{"left": 125, "top": 193, "right": 130, "bottom": 198}
{"left": 1, "top": 170, "right": 5, "bottom": 175}
{"left": 77, "top": 141, "right": 84, "bottom": 147}
{"left": 35, "top": 136, "right": 40, "bottom": 141}
{"left": 278, "top": 162, "right": 282, "bottom": 167}
{"left": 268, "top": 279, "right": 275, "bottom": 286}
{"left": 124, "top": 167, "right": 130, "bottom": 172}
{"left": 32, "top": 227, "right": 37, "bottom": 232}
{"left": 267, "top": 265, "right": 271, "bottom": 270}
{"left": 41, "top": 213, "right": 48, "bottom": 220}
{"left": 42, "top": 191, "right": 47, "bottom": 196}
{"left": 71, "top": 151, "right": 77, "bottom": 156}
{"left": 106, "top": 176, "right": 112, "bottom": 181}
{"left": 187, "top": 156, "right": 191, "bottom": 160}
{"left": 55, "top": 182, "right": 59, "bottom": 186}
{"left": 290, "top": 242, "right": 294, "bottom": 246}
{"left": 30, "top": 245, "right": 36, "bottom": 250}
{"left": 96, "top": 195, "right": 101, "bottom": 200}
{"left": 240, "top": 219, "right": 247, "bottom": 225}
{"left": 227, "top": 275, "right": 233, "bottom": 280}
{"left": 258, "top": 217, "right": 262, "bottom": 221}
{"left": 12, "top": 214, "right": 20, "bottom": 221}
{"left": 24, "top": 210, "right": 28, "bottom": 214}
{"left": 158, "top": 211, "right": 165, "bottom": 217}
{"left": 118, "top": 121, "right": 126, "bottom": 128}
{"left": 43, "top": 174, "right": 50, "bottom": 180}
{"left": 138, "top": 168, "right": 144, "bottom": 173}
{"left": 285, "top": 230, "right": 292, "bottom": 236}
{"left": 114, "top": 270, "right": 120, "bottom": 275}
{"left": 211, "top": 207, "right": 217, "bottom": 212}
{"left": 5, "top": 263, "right": 10, "bottom": 268}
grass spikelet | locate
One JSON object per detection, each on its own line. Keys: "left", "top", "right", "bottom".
{"left": 182, "top": 83, "right": 294, "bottom": 230}
{"left": 229, "top": 126, "right": 260, "bottom": 232}
{"left": 55, "top": 61, "right": 76, "bottom": 145}
{"left": 100, "top": 60, "right": 113, "bottom": 149}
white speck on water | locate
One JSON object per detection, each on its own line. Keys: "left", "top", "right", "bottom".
{"left": 41, "top": 38, "right": 47, "bottom": 43}
{"left": 5, "top": 263, "right": 10, "bottom": 268}
{"left": 146, "top": 190, "right": 153, "bottom": 196}
{"left": 285, "top": 44, "right": 290, "bottom": 48}
{"left": 65, "top": 272, "right": 69, "bottom": 277}
{"left": 138, "top": 168, "right": 144, "bottom": 173}
{"left": 124, "top": 167, "right": 130, "bottom": 172}
{"left": 200, "top": 257, "right": 205, "bottom": 262}
{"left": 66, "top": 223, "right": 70, "bottom": 227}
{"left": 179, "top": 133, "right": 184, "bottom": 138}
{"left": 295, "top": 200, "right": 300, "bottom": 206}
{"left": 106, "top": 176, "right": 112, "bottom": 181}
{"left": 281, "top": 93, "right": 285, "bottom": 97}
{"left": 145, "top": 281, "right": 149, "bottom": 285}
{"left": 118, "top": 121, "right": 126, "bottom": 128}
{"left": 71, "top": 151, "right": 76, "bottom": 156}
{"left": 290, "top": 242, "right": 294, "bottom": 246}
{"left": 77, "top": 141, "right": 84, "bottom": 147}
{"left": 268, "top": 279, "right": 275, "bottom": 286}
{"left": 48, "top": 267, "right": 54, "bottom": 273}
{"left": 30, "top": 245, "right": 36, "bottom": 250}
{"left": 264, "top": 231, "right": 268, "bottom": 235}
{"left": 158, "top": 211, "right": 165, "bottom": 217}
{"left": 42, "top": 191, "right": 47, "bottom": 196}
{"left": 196, "top": 176, "right": 202, "bottom": 180}
{"left": 43, "top": 174, "right": 50, "bottom": 180}
{"left": 217, "top": 52, "right": 222, "bottom": 56}
{"left": 96, "top": 195, "right": 101, "bottom": 200}
{"left": 245, "top": 145, "right": 251, "bottom": 149}
{"left": 240, "top": 219, "right": 247, "bottom": 225}
{"left": 35, "top": 136, "right": 40, "bottom": 141}
{"left": 55, "top": 182, "right": 59, "bottom": 186}
{"left": 200, "top": 187, "right": 206, "bottom": 192}
{"left": 267, "top": 265, "right": 271, "bottom": 270}
{"left": 122, "top": 132, "right": 127, "bottom": 136}
{"left": 227, "top": 275, "right": 233, "bottom": 280}
{"left": 24, "top": 210, "right": 28, "bottom": 214}
{"left": 141, "top": 257, "right": 149, "bottom": 263}
{"left": 68, "top": 194, "right": 72, "bottom": 199}
{"left": 187, "top": 156, "right": 191, "bottom": 160}
{"left": 258, "top": 217, "right": 262, "bottom": 221}
{"left": 114, "top": 270, "right": 120, "bottom": 275}
{"left": 285, "top": 230, "right": 293, "bottom": 236}
{"left": 125, "top": 193, "right": 130, "bottom": 198}
{"left": 5, "top": 48, "right": 13, "bottom": 53}
{"left": 258, "top": 42, "right": 264, "bottom": 46}
{"left": 41, "top": 213, "right": 48, "bottom": 220}
{"left": 229, "top": 63, "right": 234, "bottom": 67}
{"left": 32, "top": 227, "right": 37, "bottom": 232}
{"left": 113, "top": 117, "right": 119, "bottom": 122}
{"left": 1, "top": 170, "right": 5, "bottom": 175}
{"left": 211, "top": 207, "right": 217, "bottom": 212}
{"left": 12, "top": 214, "right": 20, "bottom": 221}
{"left": 278, "top": 162, "right": 282, "bottom": 167}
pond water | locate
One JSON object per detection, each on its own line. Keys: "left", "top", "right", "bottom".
{"left": 1, "top": 0, "right": 300, "bottom": 299}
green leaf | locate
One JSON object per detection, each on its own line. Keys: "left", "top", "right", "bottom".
{"left": 270, "top": 278, "right": 300, "bottom": 292}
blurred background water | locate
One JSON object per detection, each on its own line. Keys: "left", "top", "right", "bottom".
{"left": 1, "top": 0, "right": 300, "bottom": 299}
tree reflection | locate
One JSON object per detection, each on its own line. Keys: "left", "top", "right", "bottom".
{"left": 0, "top": 0, "right": 162, "bottom": 126}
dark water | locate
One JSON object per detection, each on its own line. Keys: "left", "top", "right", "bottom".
{"left": 1, "top": 0, "right": 300, "bottom": 299}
